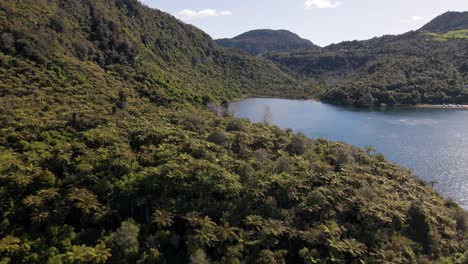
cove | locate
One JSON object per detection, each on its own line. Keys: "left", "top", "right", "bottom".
{"left": 230, "top": 97, "right": 468, "bottom": 208}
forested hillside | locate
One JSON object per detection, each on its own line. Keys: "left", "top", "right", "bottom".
{"left": 267, "top": 12, "right": 468, "bottom": 107}
{"left": 216, "top": 30, "right": 318, "bottom": 56}
{"left": 421, "top": 11, "right": 468, "bottom": 32}
{"left": 0, "top": 0, "right": 304, "bottom": 102}
{"left": 0, "top": 0, "right": 467, "bottom": 263}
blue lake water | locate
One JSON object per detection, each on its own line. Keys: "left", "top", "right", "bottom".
{"left": 230, "top": 98, "right": 468, "bottom": 208}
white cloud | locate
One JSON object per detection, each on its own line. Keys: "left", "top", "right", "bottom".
{"left": 304, "top": 0, "right": 341, "bottom": 9}
{"left": 176, "top": 9, "right": 232, "bottom": 20}
{"left": 400, "top": 15, "right": 424, "bottom": 23}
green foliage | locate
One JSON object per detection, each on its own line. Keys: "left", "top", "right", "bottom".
{"left": 105, "top": 219, "right": 140, "bottom": 263}
{"left": 0, "top": 0, "right": 465, "bottom": 263}
{"left": 425, "top": 29, "right": 468, "bottom": 41}
{"left": 287, "top": 133, "right": 309, "bottom": 155}
{"left": 207, "top": 129, "right": 228, "bottom": 145}
{"left": 48, "top": 244, "right": 111, "bottom": 264}
{"left": 226, "top": 119, "right": 247, "bottom": 132}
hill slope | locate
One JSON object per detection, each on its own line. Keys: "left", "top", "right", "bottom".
{"left": 267, "top": 18, "right": 468, "bottom": 107}
{"left": 0, "top": 1, "right": 467, "bottom": 263}
{"left": 216, "top": 29, "right": 318, "bottom": 55}
{"left": 0, "top": 0, "right": 304, "bottom": 102}
{"left": 420, "top": 11, "right": 468, "bottom": 32}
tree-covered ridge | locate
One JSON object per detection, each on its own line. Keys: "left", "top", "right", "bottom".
{"left": 0, "top": 0, "right": 305, "bottom": 103}
{"left": 267, "top": 30, "right": 468, "bottom": 107}
{"left": 0, "top": 0, "right": 467, "bottom": 263}
{"left": 420, "top": 11, "right": 468, "bottom": 33}
{"left": 216, "top": 29, "right": 319, "bottom": 56}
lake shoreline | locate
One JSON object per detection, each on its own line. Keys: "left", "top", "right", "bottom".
{"left": 234, "top": 96, "right": 468, "bottom": 110}
{"left": 412, "top": 104, "right": 468, "bottom": 110}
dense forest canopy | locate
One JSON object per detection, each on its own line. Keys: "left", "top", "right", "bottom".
{"left": 216, "top": 30, "right": 319, "bottom": 56}
{"left": 0, "top": 0, "right": 467, "bottom": 263}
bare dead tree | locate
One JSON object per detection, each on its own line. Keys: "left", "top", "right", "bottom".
{"left": 262, "top": 105, "right": 272, "bottom": 125}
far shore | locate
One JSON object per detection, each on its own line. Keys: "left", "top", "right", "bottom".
{"left": 412, "top": 104, "right": 468, "bottom": 110}
{"left": 231, "top": 96, "right": 468, "bottom": 110}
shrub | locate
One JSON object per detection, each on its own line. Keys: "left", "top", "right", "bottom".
{"left": 287, "top": 133, "right": 308, "bottom": 155}
{"left": 276, "top": 156, "right": 293, "bottom": 173}
{"left": 49, "top": 13, "right": 66, "bottom": 33}
{"left": 237, "top": 162, "right": 255, "bottom": 182}
{"left": 375, "top": 153, "right": 386, "bottom": 162}
{"left": 106, "top": 219, "right": 140, "bottom": 263}
{"left": 334, "top": 148, "right": 355, "bottom": 171}
{"left": 181, "top": 115, "right": 206, "bottom": 132}
{"left": 455, "top": 210, "right": 467, "bottom": 232}
{"left": 226, "top": 119, "right": 246, "bottom": 132}
{"left": 251, "top": 148, "right": 269, "bottom": 164}
{"left": 0, "top": 33, "right": 15, "bottom": 54}
{"left": 407, "top": 202, "right": 438, "bottom": 254}
{"left": 207, "top": 129, "right": 227, "bottom": 145}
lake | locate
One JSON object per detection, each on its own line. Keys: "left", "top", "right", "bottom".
{"left": 230, "top": 97, "right": 468, "bottom": 208}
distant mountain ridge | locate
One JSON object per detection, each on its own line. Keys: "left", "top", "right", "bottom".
{"left": 420, "top": 11, "right": 468, "bottom": 32}
{"left": 216, "top": 29, "right": 318, "bottom": 55}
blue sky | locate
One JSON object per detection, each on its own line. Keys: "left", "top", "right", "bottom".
{"left": 141, "top": 0, "right": 468, "bottom": 46}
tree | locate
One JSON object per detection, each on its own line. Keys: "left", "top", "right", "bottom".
{"left": 49, "top": 12, "right": 66, "bottom": 33}
{"left": 287, "top": 133, "right": 308, "bottom": 155}
{"left": 0, "top": 33, "right": 15, "bottom": 54}
{"left": 364, "top": 145, "right": 375, "bottom": 156}
{"left": 226, "top": 119, "right": 246, "bottom": 132}
{"left": 190, "top": 249, "right": 211, "bottom": 264}
{"left": 106, "top": 219, "right": 140, "bottom": 263}
{"left": 407, "top": 203, "right": 437, "bottom": 254}
{"left": 0, "top": 236, "right": 21, "bottom": 255}
{"left": 355, "top": 92, "right": 375, "bottom": 108}
{"left": 116, "top": 90, "right": 127, "bottom": 109}
{"left": 51, "top": 244, "right": 111, "bottom": 264}
{"left": 262, "top": 106, "right": 273, "bottom": 125}
{"left": 207, "top": 129, "right": 227, "bottom": 145}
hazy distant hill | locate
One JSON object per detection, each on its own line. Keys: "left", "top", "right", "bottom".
{"left": 216, "top": 29, "right": 318, "bottom": 55}
{"left": 420, "top": 11, "right": 468, "bottom": 32}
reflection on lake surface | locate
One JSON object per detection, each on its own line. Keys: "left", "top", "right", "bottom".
{"left": 230, "top": 98, "right": 468, "bottom": 208}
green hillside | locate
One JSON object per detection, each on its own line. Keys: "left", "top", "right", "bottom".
{"left": 0, "top": 0, "right": 467, "bottom": 263}
{"left": 267, "top": 31, "right": 468, "bottom": 107}
{"left": 0, "top": 0, "right": 304, "bottom": 103}
{"left": 216, "top": 30, "right": 318, "bottom": 56}
{"left": 425, "top": 29, "right": 468, "bottom": 42}
{"left": 420, "top": 11, "right": 468, "bottom": 33}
